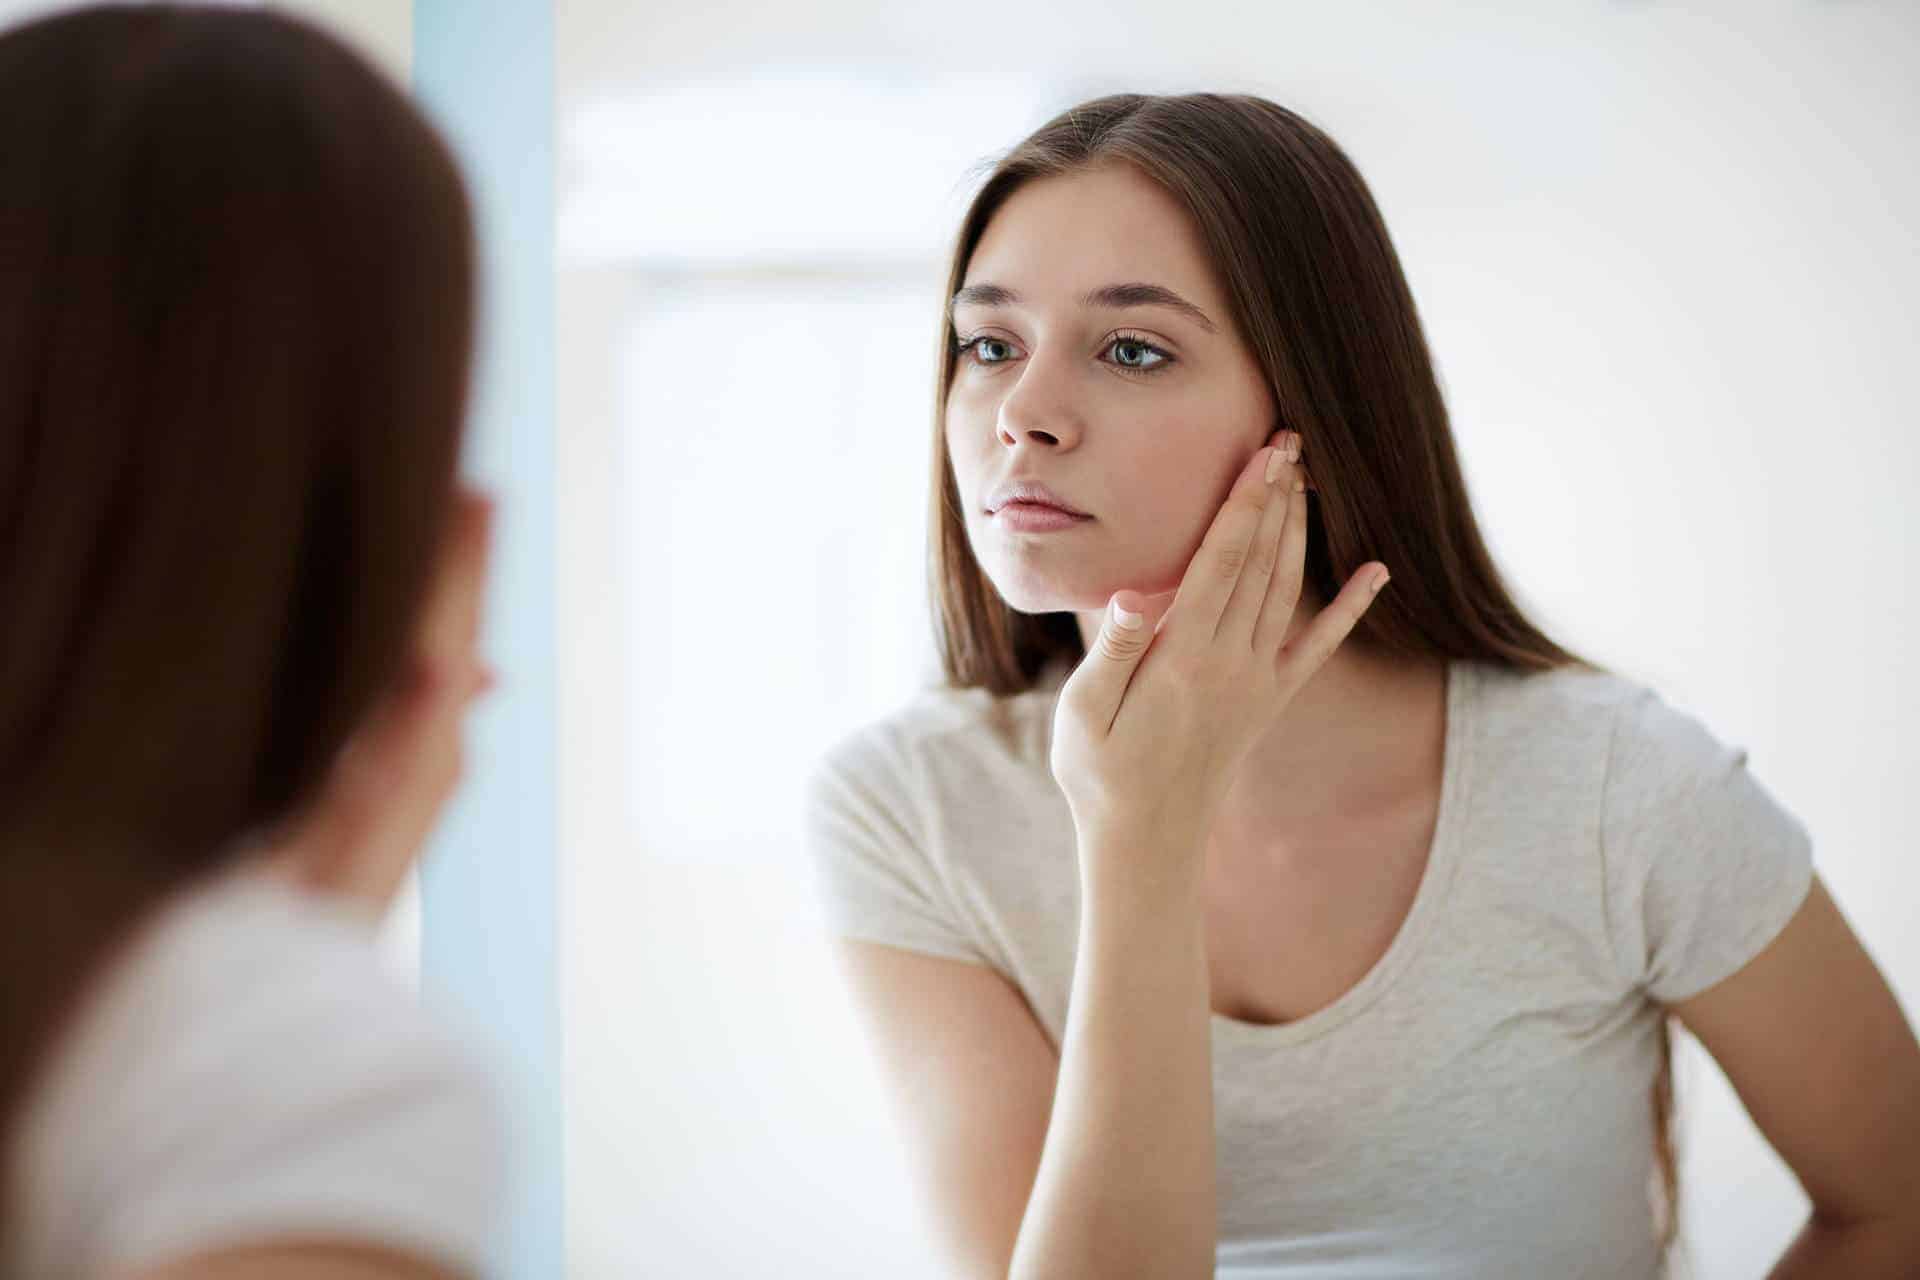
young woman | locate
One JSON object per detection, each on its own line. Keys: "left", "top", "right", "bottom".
{"left": 0, "top": 6, "right": 506, "bottom": 1277}
{"left": 805, "top": 93, "right": 1920, "bottom": 1278}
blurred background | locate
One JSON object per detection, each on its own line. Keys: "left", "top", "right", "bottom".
{"left": 15, "top": 1, "right": 1916, "bottom": 1276}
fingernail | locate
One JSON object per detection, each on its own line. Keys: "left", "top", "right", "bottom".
{"left": 1286, "top": 431, "right": 1301, "bottom": 463}
{"left": 1371, "top": 570, "right": 1391, "bottom": 594}
{"left": 1111, "top": 598, "right": 1143, "bottom": 630}
{"left": 1264, "top": 447, "right": 1284, "bottom": 484}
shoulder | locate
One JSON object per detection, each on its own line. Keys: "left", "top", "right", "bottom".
{"left": 808, "top": 657, "right": 1068, "bottom": 802}
{"left": 800, "top": 660, "right": 1077, "bottom": 970}
{"left": 1480, "top": 657, "right": 1768, "bottom": 805}
{"left": 11, "top": 869, "right": 509, "bottom": 1277}
{"left": 132, "top": 871, "right": 504, "bottom": 1129}
{"left": 1466, "top": 657, "right": 1764, "bottom": 812}
{"left": 1600, "top": 673, "right": 1755, "bottom": 791}
{"left": 1466, "top": 656, "right": 1645, "bottom": 737}
{"left": 1540, "top": 671, "right": 1818, "bottom": 1000}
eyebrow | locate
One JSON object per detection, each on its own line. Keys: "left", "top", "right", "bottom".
{"left": 948, "top": 281, "right": 1219, "bottom": 334}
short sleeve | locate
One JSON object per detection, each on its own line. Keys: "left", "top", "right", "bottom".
{"left": 12, "top": 877, "right": 513, "bottom": 1278}
{"left": 101, "top": 1000, "right": 511, "bottom": 1277}
{"left": 1601, "top": 687, "right": 1816, "bottom": 1005}
{"left": 801, "top": 726, "right": 988, "bottom": 966}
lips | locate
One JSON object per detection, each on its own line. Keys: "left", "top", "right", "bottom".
{"left": 992, "top": 503, "right": 1089, "bottom": 532}
{"left": 985, "top": 480, "right": 1091, "bottom": 517}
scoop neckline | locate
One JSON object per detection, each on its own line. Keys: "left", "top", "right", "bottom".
{"left": 1208, "top": 656, "right": 1478, "bottom": 1050}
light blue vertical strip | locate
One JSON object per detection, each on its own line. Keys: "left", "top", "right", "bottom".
{"left": 411, "top": 4, "right": 560, "bottom": 1278}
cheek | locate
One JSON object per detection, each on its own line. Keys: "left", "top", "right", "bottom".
{"left": 944, "top": 381, "right": 989, "bottom": 436}
{"left": 1119, "top": 433, "right": 1252, "bottom": 558}
{"left": 945, "top": 368, "right": 995, "bottom": 411}
{"left": 944, "top": 395, "right": 1005, "bottom": 492}
{"left": 943, "top": 425, "right": 979, "bottom": 496}
{"left": 1132, "top": 424, "right": 1243, "bottom": 510}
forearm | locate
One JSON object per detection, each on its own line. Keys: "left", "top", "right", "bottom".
{"left": 1009, "top": 832, "right": 1216, "bottom": 1280}
{"left": 1767, "top": 1211, "right": 1920, "bottom": 1279}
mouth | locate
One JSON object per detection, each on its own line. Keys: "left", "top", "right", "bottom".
{"left": 984, "top": 485, "right": 1091, "bottom": 518}
{"left": 991, "top": 502, "right": 1093, "bottom": 532}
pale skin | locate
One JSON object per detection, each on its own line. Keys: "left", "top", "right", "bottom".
{"left": 837, "top": 162, "right": 1920, "bottom": 1277}
{"left": 116, "top": 486, "right": 501, "bottom": 1280}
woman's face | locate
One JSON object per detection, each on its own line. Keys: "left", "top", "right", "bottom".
{"left": 945, "top": 161, "right": 1278, "bottom": 616}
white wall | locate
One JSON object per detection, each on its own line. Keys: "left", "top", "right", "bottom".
{"left": 554, "top": 3, "right": 1920, "bottom": 1277}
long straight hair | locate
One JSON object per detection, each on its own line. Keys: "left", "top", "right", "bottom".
{"left": 0, "top": 2, "right": 476, "bottom": 1228}
{"left": 923, "top": 92, "right": 1683, "bottom": 1264}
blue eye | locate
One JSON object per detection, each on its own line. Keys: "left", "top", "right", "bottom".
{"left": 1106, "top": 333, "right": 1172, "bottom": 374}
{"left": 954, "top": 334, "right": 1016, "bottom": 365}
{"left": 952, "top": 330, "right": 1175, "bottom": 376}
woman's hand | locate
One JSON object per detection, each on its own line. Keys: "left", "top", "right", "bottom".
{"left": 1049, "top": 429, "right": 1388, "bottom": 874}
{"left": 265, "top": 486, "right": 498, "bottom": 918}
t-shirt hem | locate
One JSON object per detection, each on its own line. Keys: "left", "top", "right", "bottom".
{"left": 827, "top": 923, "right": 989, "bottom": 968}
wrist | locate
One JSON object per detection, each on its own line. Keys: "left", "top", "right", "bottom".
{"left": 1075, "top": 825, "right": 1209, "bottom": 920}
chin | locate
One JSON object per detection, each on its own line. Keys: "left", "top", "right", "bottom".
{"left": 992, "top": 582, "right": 1079, "bottom": 616}
{"left": 984, "top": 541, "right": 1194, "bottom": 614}
{"left": 982, "top": 565, "right": 1116, "bottom": 617}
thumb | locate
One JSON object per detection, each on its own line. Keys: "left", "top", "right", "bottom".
{"left": 1073, "top": 589, "right": 1174, "bottom": 723}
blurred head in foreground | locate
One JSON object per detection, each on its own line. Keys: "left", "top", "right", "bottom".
{"left": 0, "top": 0, "right": 488, "bottom": 1205}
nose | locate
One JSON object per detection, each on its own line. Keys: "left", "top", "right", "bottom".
{"left": 995, "top": 354, "right": 1084, "bottom": 451}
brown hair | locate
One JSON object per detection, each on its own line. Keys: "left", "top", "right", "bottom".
{"left": 0, "top": 0, "right": 475, "bottom": 1226}
{"left": 924, "top": 92, "right": 1683, "bottom": 1266}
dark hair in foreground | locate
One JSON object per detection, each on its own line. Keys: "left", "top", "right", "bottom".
{"left": 0, "top": 1, "right": 475, "bottom": 1230}
{"left": 923, "top": 92, "right": 1682, "bottom": 1263}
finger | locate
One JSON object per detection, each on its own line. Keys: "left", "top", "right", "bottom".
{"left": 1218, "top": 432, "right": 1297, "bottom": 646}
{"left": 1141, "top": 586, "right": 1178, "bottom": 636}
{"left": 1127, "top": 588, "right": 1178, "bottom": 643}
{"left": 445, "top": 488, "right": 493, "bottom": 649}
{"left": 1172, "top": 444, "right": 1281, "bottom": 644}
{"left": 453, "top": 490, "right": 495, "bottom": 649}
{"left": 277, "top": 609, "right": 477, "bottom": 910}
{"left": 1251, "top": 452, "right": 1309, "bottom": 652}
{"left": 288, "top": 690, "right": 408, "bottom": 865}
{"left": 333, "top": 651, "right": 464, "bottom": 838}
{"left": 315, "top": 679, "right": 464, "bottom": 909}
{"left": 1069, "top": 589, "right": 1171, "bottom": 735}
{"left": 1276, "top": 562, "right": 1390, "bottom": 693}
{"left": 420, "top": 488, "right": 495, "bottom": 667}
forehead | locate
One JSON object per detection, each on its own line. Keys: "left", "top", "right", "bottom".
{"left": 962, "top": 162, "right": 1224, "bottom": 309}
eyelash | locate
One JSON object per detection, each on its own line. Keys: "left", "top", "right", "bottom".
{"left": 951, "top": 330, "right": 1176, "bottom": 377}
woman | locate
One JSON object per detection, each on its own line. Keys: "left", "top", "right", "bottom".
{"left": 1, "top": 6, "right": 506, "bottom": 1277}
{"left": 805, "top": 93, "right": 1920, "bottom": 1277}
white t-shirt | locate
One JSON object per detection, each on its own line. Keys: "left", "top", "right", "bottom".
{"left": 802, "top": 656, "right": 1815, "bottom": 1278}
{"left": 5, "top": 865, "right": 509, "bottom": 1279}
